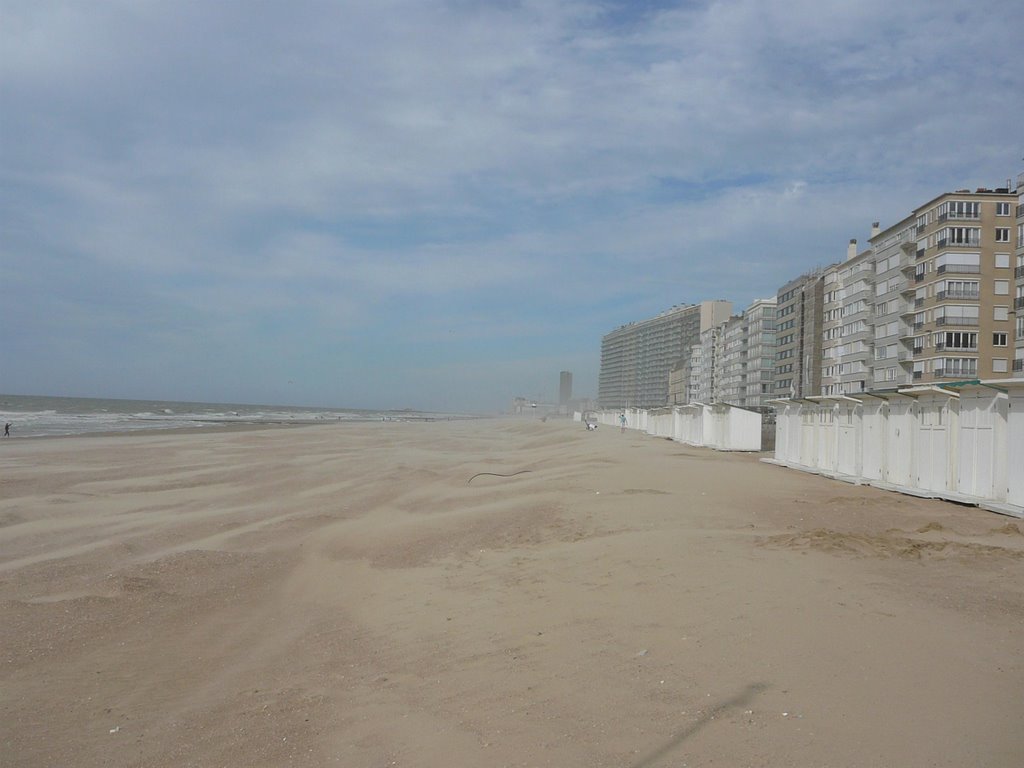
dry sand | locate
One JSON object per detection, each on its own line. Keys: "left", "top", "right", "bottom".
{"left": 1, "top": 419, "right": 1022, "bottom": 767}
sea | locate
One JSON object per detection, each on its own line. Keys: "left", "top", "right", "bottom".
{"left": 0, "top": 394, "right": 457, "bottom": 439}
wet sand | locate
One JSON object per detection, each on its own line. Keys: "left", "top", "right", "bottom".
{"left": 2, "top": 419, "right": 1022, "bottom": 767}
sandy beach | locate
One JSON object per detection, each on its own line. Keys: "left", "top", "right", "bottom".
{"left": 1, "top": 419, "right": 1022, "bottom": 767}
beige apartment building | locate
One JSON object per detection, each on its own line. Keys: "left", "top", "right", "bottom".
{"left": 1015, "top": 172, "right": 1024, "bottom": 374}
{"left": 903, "top": 187, "right": 1017, "bottom": 383}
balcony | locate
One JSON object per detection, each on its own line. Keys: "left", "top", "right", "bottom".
{"left": 914, "top": 272, "right": 925, "bottom": 283}
{"left": 914, "top": 297, "right": 925, "bottom": 308}
{"left": 934, "top": 366, "right": 978, "bottom": 379}
{"left": 935, "top": 316, "right": 978, "bottom": 327}
{"left": 935, "top": 342, "right": 978, "bottom": 352}
{"left": 914, "top": 321, "right": 925, "bottom": 331}
{"left": 936, "top": 290, "right": 979, "bottom": 301}
{"left": 916, "top": 248, "right": 926, "bottom": 259}
{"left": 1016, "top": 265, "right": 1024, "bottom": 279}
{"left": 913, "top": 370, "right": 923, "bottom": 380}
{"left": 936, "top": 264, "right": 980, "bottom": 275}
{"left": 1014, "top": 359, "right": 1024, "bottom": 373}
{"left": 1017, "top": 203, "right": 1024, "bottom": 219}
{"left": 936, "top": 238, "right": 981, "bottom": 249}
{"left": 912, "top": 345, "right": 924, "bottom": 355}
{"left": 901, "top": 240, "right": 918, "bottom": 254}
{"left": 916, "top": 224, "right": 927, "bottom": 235}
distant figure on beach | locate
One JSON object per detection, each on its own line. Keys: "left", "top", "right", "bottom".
{"left": 3, "top": 422, "right": 10, "bottom": 437}
{"left": 619, "top": 413, "right": 626, "bottom": 433}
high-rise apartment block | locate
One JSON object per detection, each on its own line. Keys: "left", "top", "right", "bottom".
{"left": 869, "top": 214, "right": 918, "bottom": 389}
{"left": 599, "top": 300, "right": 732, "bottom": 409}
{"left": 743, "top": 298, "right": 778, "bottom": 407}
{"left": 822, "top": 238, "right": 875, "bottom": 395}
{"left": 902, "top": 188, "right": 1017, "bottom": 383}
{"left": 669, "top": 298, "right": 776, "bottom": 408}
{"left": 600, "top": 173, "right": 1024, "bottom": 409}
{"left": 773, "top": 270, "right": 824, "bottom": 398}
{"left": 1014, "top": 173, "right": 1024, "bottom": 374}
{"left": 559, "top": 371, "right": 573, "bottom": 405}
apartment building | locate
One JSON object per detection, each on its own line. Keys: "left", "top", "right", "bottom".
{"left": 693, "top": 322, "right": 722, "bottom": 404}
{"left": 668, "top": 358, "right": 687, "bottom": 405}
{"left": 773, "top": 269, "right": 825, "bottom": 398}
{"left": 904, "top": 187, "right": 1017, "bottom": 383}
{"left": 743, "top": 298, "right": 778, "bottom": 408}
{"left": 1015, "top": 172, "right": 1024, "bottom": 373}
{"left": 821, "top": 238, "right": 875, "bottom": 395}
{"left": 869, "top": 214, "right": 918, "bottom": 390}
{"left": 718, "top": 315, "right": 746, "bottom": 404}
{"left": 598, "top": 300, "right": 731, "bottom": 409}
{"left": 820, "top": 262, "right": 841, "bottom": 395}
{"left": 682, "top": 344, "right": 704, "bottom": 404}
{"left": 678, "top": 298, "right": 777, "bottom": 408}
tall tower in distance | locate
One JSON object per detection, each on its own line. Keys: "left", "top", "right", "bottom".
{"left": 559, "top": 371, "right": 573, "bottom": 406}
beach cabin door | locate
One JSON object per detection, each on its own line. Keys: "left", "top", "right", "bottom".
{"left": 836, "top": 403, "right": 861, "bottom": 477}
{"left": 915, "top": 397, "right": 955, "bottom": 494}
{"left": 884, "top": 400, "right": 914, "bottom": 487}
{"left": 957, "top": 389, "right": 999, "bottom": 500}
{"left": 861, "top": 402, "right": 886, "bottom": 481}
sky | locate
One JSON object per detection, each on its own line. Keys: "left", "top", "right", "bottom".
{"left": 2, "top": 0, "right": 1023, "bottom": 413}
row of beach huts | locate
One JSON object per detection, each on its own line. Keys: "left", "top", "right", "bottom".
{"left": 579, "top": 377, "right": 1024, "bottom": 517}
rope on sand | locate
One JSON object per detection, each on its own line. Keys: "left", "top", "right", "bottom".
{"left": 467, "top": 470, "right": 533, "bottom": 485}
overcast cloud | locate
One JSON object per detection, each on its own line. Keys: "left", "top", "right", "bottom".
{"left": 2, "top": 0, "right": 1022, "bottom": 411}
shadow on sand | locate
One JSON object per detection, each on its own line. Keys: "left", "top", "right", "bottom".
{"left": 628, "top": 682, "right": 769, "bottom": 768}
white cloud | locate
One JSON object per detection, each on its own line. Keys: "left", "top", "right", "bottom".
{"left": 2, "top": 0, "right": 1022, "bottom": 409}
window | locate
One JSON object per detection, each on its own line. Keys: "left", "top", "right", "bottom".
{"left": 937, "top": 358, "right": 978, "bottom": 377}
{"left": 995, "top": 253, "right": 1010, "bottom": 269}
{"left": 936, "top": 252, "right": 980, "bottom": 273}
{"left": 935, "top": 305, "right": 979, "bottom": 324}
{"left": 995, "top": 280, "right": 1010, "bottom": 295}
{"left": 993, "top": 333, "right": 1007, "bottom": 347}
{"left": 940, "top": 280, "right": 979, "bottom": 299}
{"left": 942, "top": 200, "right": 980, "bottom": 219}
{"left": 941, "top": 226, "right": 981, "bottom": 246}
{"left": 940, "top": 331, "right": 977, "bottom": 350}
{"left": 1016, "top": 315, "right": 1024, "bottom": 340}
{"left": 993, "top": 359, "right": 1008, "bottom": 373}
{"left": 996, "top": 202, "right": 1011, "bottom": 216}
{"left": 995, "top": 228, "right": 1010, "bottom": 243}
{"left": 995, "top": 306, "right": 1009, "bottom": 321}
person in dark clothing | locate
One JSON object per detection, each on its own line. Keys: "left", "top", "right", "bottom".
{"left": 3, "top": 423, "right": 10, "bottom": 437}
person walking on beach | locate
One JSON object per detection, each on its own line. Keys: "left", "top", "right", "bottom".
{"left": 619, "top": 413, "right": 627, "bottom": 433}
{"left": 3, "top": 423, "right": 10, "bottom": 437}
